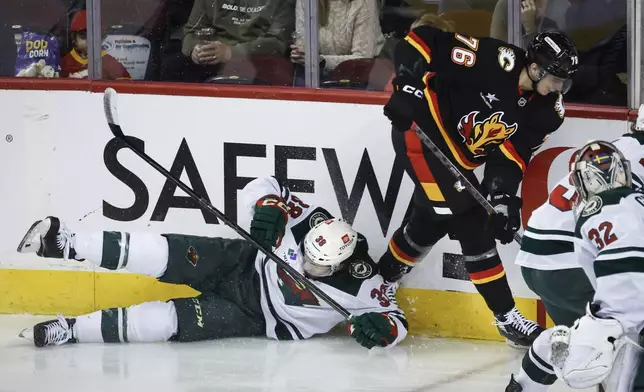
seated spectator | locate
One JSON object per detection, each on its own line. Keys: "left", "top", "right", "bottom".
{"left": 290, "top": 0, "right": 385, "bottom": 86}
{"left": 438, "top": 0, "right": 497, "bottom": 13}
{"left": 490, "top": 0, "right": 560, "bottom": 46}
{"left": 566, "top": 24, "right": 627, "bottom": 106}
{"left": 563, "top": 0, "right": 627, "bottom": 106}
{"left": 60, "top": 10, "right": 131, "bottom": 80}
{"left": 0, "top": 11, "right": 17, "bottom": 76}
{"left": 160, "top": 0, "right": 295, "bottom": 83}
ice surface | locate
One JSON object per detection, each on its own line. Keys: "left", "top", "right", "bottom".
{"left": 0, "top": 315, "right": 593, "bottom": 392}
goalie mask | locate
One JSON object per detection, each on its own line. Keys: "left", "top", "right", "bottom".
{"left": 302, "top": 218, "right": 357, "bottom": 278}
{"left": 571, "top": 140, "right": 632, "bottom": 202}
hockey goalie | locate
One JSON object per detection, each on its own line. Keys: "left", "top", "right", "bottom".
{"left": 507, "top": 138, "right": 644, "bottom": 391}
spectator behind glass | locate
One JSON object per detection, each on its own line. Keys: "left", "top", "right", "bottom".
{"left": 0, "top": 10, "right": 16, "bottom": 76}
{"left": 438, "top": 0, "right": 497, "bottom": 13}
{"left": 290, "top": 0, "right": 385, "bottom": 86}
{"left": 490, "top": 0, "right": 560, "bottom": 46}
{"left": 161, "top": 0, "right": 295, "bottom": 83}
{"left": 60, "top": 10, "right": 131, "bottom": 80}
{"left": 563, "top": 0, "right": 627, "bottom": 106}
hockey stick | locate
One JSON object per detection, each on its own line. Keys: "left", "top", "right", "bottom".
{"left": 411, "top": 124, "right": 523, "bottom": 246}
{"left": 102, "top": 88, "right": 353, "bottom": 320}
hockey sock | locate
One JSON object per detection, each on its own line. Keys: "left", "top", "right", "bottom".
{"left": 73, "top": 301, "right": 178, "bottom": 343}
{"left": 378, "top": 226, "right": 433, "bottom": 282}
{"left": 73, "top": 231, "right": 168, "bottom": 278}
{"left": 515, "top": 331, "right": 557, "bottom": 391}
{"left": 463, "top": 250, "right": 515, "bottom": 314}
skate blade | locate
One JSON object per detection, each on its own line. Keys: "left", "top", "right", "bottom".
{"left": 16, "top": 220, "right": 43, "bottom": 253}
{"left": 505, "top": 338, "right": 530, "bottom": 350}
{"left": 19, "top": 327, "right": 34, "bottom": 341}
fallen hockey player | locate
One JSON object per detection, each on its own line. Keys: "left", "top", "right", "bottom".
{"left": 17, "top": 176, "right": 408, "bottom": 350}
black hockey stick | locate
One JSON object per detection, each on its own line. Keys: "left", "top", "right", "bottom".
{"left": 411, "top": 124, "right": 523, "bottom": 246}
{"left": 102, "top": 88, "right": 353, "bottom": 320}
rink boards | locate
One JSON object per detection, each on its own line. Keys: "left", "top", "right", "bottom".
{"left": 0, "top": 88, "right": 632, "bottom": 341}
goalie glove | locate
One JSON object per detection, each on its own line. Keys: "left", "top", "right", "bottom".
{"left": 549, "top": 303, "right": 624, "bottom": 389}
{"left": 251, "top": 195, "right": 289, "bottom": 249}
{"left": 349, "top": 312, "right": 399, "bottom": 349}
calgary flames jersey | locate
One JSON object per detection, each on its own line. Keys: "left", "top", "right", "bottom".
{"left": 394, "top": 25, "right": 565, "bottom": 195}
{"left": 240, "top": 176, "right": 408, "bottom": 344}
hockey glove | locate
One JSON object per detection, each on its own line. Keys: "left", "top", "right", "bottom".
{"left": 549, "top": 304, "right": 624, "bottom": 389}
{"left": 383, "top": 75, "right": 427, "bottom": 132}
{"left": 251, "top": 196, "right": 289, "bottom": 249}
{"left": 349, "top": 312, "right": 398, "bottom": 349}
{"left": 489, "top": 193, "right": 522, "bottom": 244}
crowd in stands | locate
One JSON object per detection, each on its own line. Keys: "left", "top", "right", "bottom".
{"left": 0, "top": 0, "right": 629, "bottom": 106}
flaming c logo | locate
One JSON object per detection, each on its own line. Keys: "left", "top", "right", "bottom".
{"left": 456, "top": 111, "right": 518, "bottom": 157}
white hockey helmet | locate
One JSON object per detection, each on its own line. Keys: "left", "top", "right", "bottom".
{"left": 302, "top": 218, "right": 358, "bottom": 278}
{"left": 571, "top": 140, "right": 631, "bottom": 202}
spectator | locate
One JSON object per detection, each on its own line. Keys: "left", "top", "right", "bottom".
{"left": 160, "top": 0, "right": 295, "bottom": 83}
{"left": 438, "top": 0, "right": 497, "bottom": 13}
{"left": 566, "top": 24, "right": 627, "bottom": 106}
{"left": 0, "top": 10, "right": 17, "bottom": 76}
{"left": 490, "top": 0, "right": 559, "bottom": 46}
{"left": 60, "top": 10, "right": 131, "bottom": 80}
{"left": 290, "top": 0, "right": 385, "bottom": 86}
{"left": 563, "top": 0, "right": 627, "bottom": 106}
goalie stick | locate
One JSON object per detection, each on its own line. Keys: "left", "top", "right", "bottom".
{"left": 102, "top": 88, "right": 353, "bottom": 320}
{"left": 411, "top": 123, "right": 523, "bottom": 246}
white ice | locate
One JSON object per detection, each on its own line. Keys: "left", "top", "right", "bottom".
{"left": 0, "top": 315, "right": 593, "bottom": 392}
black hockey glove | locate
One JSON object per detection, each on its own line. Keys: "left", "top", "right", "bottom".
{"left": 383, "top": 75, "right": 427, "bottom": 132}
{"left": 349, "top": 312, "right": 398, "bottom": 349}
{"left": 489, "top": 193, "right": 522, "bottom": 245}
{"left": 251, "top": 196, "right": 289, "bottom": 249}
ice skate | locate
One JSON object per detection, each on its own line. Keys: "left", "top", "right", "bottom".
{"left": 505, "top": 374, "right": 523, "bottom": 391}
{"left": 19, "top": 314, "right": 77, "bottom": 347}
{"left": 494, "top": 307, "right": 544, "bottom": 349}
{"left": 17, "top": 216, "right": 76, "bottom": 259}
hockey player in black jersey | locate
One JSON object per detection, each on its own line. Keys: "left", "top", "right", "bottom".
{"left": 378, "top": 27, "right": 579, "bottom": 348}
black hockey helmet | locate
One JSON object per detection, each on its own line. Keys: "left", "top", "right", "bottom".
{"left": 526, "top": 31, "right": 579, "bottom": 93}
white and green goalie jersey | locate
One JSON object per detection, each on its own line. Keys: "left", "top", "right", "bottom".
{"left": 516, "top": 134, "right": 644, "bottom": 271}
{"left": 574, "top": 188, "right": 644, "bottom": 333}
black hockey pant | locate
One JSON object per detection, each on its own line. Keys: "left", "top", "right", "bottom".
{"left": 379, "top": 127, "right": 515, "bottom": 315}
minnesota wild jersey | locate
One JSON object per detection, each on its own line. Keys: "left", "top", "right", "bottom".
{"left": 574, "top": 188, "right": 644, "bottom": 332}
{"left": 516, "top": 134, "right": 644, "bottom": 271}
{"left": 240, "top": 177, "right": 408, "bottom": 344}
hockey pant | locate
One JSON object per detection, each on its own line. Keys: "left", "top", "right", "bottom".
{"left": 520, "top": 266, "right": 644, "bottom": 390}
{"left": 379, "top": 127, "right": 514, "bottom": 315}
{"left": 71, "top": 232, "right": 265, "bottom": 343}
